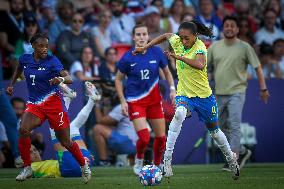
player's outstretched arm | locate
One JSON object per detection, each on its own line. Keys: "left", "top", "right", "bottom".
{"left": 133, "top": 33, "right": 173, "bottom": 55}
{"left": 49, "top": 70, "right": 73, "bottom": 85}
{"left": 6, "top": 63, "right": 23, "bottom": 95}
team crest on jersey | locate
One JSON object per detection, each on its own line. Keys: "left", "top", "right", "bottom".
{"left": 132, "top": 112, "right": 139, "bottom": 116}
{"left": 149, "top": 60, "right": 157, "bottom": 64}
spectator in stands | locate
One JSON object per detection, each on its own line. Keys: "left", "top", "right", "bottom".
{"left": 38, "top": 1, "right": 56, "bottom": 33}
{"left": 109, "top": 0, "right": 136, "bottom": 45}
{"left": 48, "top": 0, "right": 74, "bottom": 48}
{"left": 91, "top": 11, "right": 112, "bottom": 58}
{"left": 13, "top": 15, "right": 40, "bottom": 60}
{"left": 70, "top": 46, "right": 100, "bottom": 81}
{"left": 182, "top": 12, "right": 194, "bottom": 22}
{"left": 196, "top": 0, "right": 222, "bottom": 43}
{"left": 56, "top": 12, "right": 97, "bottom": 70}
{"left": 151, "top": 0, "right": 172, "bottom": 33}
{"left": 248, "top": 43, "right": 282, "bottom": 79}
{"left": 168, "top": 0, "right": 185, "bottom": 33}
{"left": 255, "top": 9, "right": 284, "bottom": 45}
{"left": 272, "top": 39, "right": 284, "bottom": 77}
{"left": 238, "top": 19, "right": 255, "bottom": 47}
{"left": 0, "top": 0, "right": 26, "bottom": 50}
{"left": 144, "top": 6, "right": 169, "bottom": 51}
{"left": 266, "top": 0, "right": 284, "bottom": 30}
{"left": 93, "top": 99, "right": 138, "bottom": 166}
{"left": 234, "top": 0, "right": 258, "bottom": 33}
{"left": 10, "top": 97, "right": 26, "bottom": 128}
{"left": 99, "top": 47, "right": 118, "bottom": 83}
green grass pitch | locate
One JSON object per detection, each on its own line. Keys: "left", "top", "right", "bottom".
{"left": 0, "top": 163, "right": 283, "bottom": 189}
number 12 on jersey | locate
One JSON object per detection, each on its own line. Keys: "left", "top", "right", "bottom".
{"left": 140, "top": 69, "right": 149, "bottom": 80}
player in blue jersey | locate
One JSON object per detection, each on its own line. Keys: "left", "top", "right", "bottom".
{"left": 6, "top": 33, "right": 91, "bottom": 183}
{"left": 115, "top": 24, "right": 176, "bottom": 175}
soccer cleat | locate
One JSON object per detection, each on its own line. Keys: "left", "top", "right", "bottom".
{"left": 228, "top": 153, "right": 240, "bottom": 180}
{"left": 85, "top": 81, "right": 101, "bottom": 101}
{"left": 59, "top": 83, "right": 77, "bottom": 99}
{"left": 16, "top": 166, "right": 33, "bottom": 181}
{"left": 221, "top": 163, "right": 231, "bottom": 172}
{"left": 81, "top": 160, "right": 91, "bottom": 184}
{"left": 238, "top": 149, "right": 252, "bottom": 169}
{"left": 99, "top": 160, "right": 111, "bottom": 167}
{"left": 163, "top": 157, "right": 173, "bottom": 178}
{"left": 133, "top": 157, "right": 143, "bottom": 175}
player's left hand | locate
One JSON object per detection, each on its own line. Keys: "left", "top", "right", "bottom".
{"left": 260, "top": 89, "right": 270, "bottom": 104}
{"left": 170, "top": 90, "right": 176, "bottom": 106}
{"left": 49, "top": 77, "right": 63, "bottom": 85}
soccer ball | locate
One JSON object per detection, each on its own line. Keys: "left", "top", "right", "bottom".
{"left": 138, "top": 165, "right": 163, "bottom": 186}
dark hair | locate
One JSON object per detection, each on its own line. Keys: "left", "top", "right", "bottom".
{"left": 259, "top": 42, "right": 273, "bottom": 55}
{"left": 109, "top": 0, "right": 124, "bottom": 5}
{"left": 105, "top": 47, "right": 117, "bottom": 56}
{"left": 80, "top": 46, "right": 93, "bottom": 58}
{"left": 10, "top": 97, "right": 26, "bottom": 106}
{"left": 273, "top": 38, "right": 284, "bottom": 47}
{"left": 132, "top": 24, "right": 147, "bottom": 35}
{"left": 178, "top": 20, "right": 213, "bottom": 38}
{"left": 222, "top": 15, "right": 239, "bottom": 27}
{"left": 30, "top": 32, "right": 49, "bottom": 44}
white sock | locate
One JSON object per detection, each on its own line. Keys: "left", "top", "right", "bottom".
{"left": 63, "top": 97, "right": 72, "bottom": 110}
{"left": 71, "top": 98, "right": 95, "bottom": 129}
{"left": 164, "top": 106, "right": 187, "bottom": 159}
{"left": 210, "top": 129, "right": 233, "bottom": 162}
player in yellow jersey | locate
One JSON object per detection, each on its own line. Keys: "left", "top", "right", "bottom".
{"left": 133, "top": 21, "right": 240, "bottom": 180}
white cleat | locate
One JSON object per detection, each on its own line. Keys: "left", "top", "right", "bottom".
{"left": 59, "top": 83, "right": 77, "bottom": 99}
{"left": 16, "top": 166, "right": 33, "bottom": 181}
{"left": 133, "top": 157, "right": 143, "bottom": 175}
{"left": 85, "top": 81, "right": 101, "bottom": 101}
{"left": 163, "top": 157, "right": 173, "bottom": 178}
{"left": 81, "top": 160, "right": 91, "bottom": 184}
{"left": 228, "top": 152, "right": 240, "bottom": 180}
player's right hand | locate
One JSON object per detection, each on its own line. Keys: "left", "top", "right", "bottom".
{"left": 6, "top": 86, "right": 13, "bottom": 96}
{"left": 121, "top": 101, "right": 129, "bottom": 116}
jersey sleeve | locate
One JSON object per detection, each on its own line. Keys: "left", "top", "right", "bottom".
{"left": 108, "top": 105, "right": 124, "bottom": 122}
{"left": 117, "top": 54, "right": 130, "bottom": 74}
{"left": 155, "top": 47, "right": 168, "bottom": 69}
{"left": 195, "top": 40, "right": 207, "bottom": 55}
{"left": 52, "top": 56, "right": 64, "bottom": 73}
{"left": 246, "top": 44, "right": 260, "bottom": 68}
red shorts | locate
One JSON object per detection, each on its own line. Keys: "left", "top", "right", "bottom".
{"left": 25, "top": 94, "right": 70, "bottom": 131}
{"left": 127, "top": 85, "right": 164, "bottom": 121}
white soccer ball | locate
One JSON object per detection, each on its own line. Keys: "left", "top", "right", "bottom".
{"left": 138, "top": 165, "right": 163, "bottom": 186}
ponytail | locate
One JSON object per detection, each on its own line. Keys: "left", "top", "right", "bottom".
{"left": 178, "top": 21, "right": 214, "bottom": 38}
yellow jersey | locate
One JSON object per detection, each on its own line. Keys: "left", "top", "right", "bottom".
{"left": 169, "top": 34, "right": 212, "bottom": 98}
{"left": 31, "top": 160, "right": 61, "bottom": 178}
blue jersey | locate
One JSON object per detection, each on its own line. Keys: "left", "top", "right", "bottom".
{"left": 19, "top": 54, "right": 64, "bottom": 104}
{"left": 117, "top": 46, "right": 168, "bottom": 102}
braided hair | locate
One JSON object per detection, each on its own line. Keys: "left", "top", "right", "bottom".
{"left": 30, "top": 33, "right": 49, "bottom": 45}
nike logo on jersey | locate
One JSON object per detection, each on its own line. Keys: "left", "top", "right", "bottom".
{"left": 38, "top": 67, "right": 46, "bottom": 70}
{"left": 131, "top": 63, "right": 137, "bottom": 67}
{"left": 149, "top": 60, "right": 157, "bottom": 64}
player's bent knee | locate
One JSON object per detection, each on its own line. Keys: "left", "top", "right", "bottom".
{"left": 175, "top": 106, "right": 187, "bottom": 121}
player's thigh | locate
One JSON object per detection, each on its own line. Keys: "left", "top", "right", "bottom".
{"left": 132, "top": 117, "right": 148, "bottom": 132}
{"left": 195, "top": 95, "right": 218, "bottom": 124}
{"left": 20, "top": 112, "right": 42, "bottom": 132}
{"left": 148, "top": 118, "right": 165, "bottom": 137}
{"left": 127, "top": 102, "right": 147, "bottom": 121}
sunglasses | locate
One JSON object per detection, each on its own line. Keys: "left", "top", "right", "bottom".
{"left": 73, "top": 19, "right": 83, "bottom": 24}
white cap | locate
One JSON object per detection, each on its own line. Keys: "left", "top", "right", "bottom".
{"left": 144, "top": 6, "right": 160, "bottom": 16}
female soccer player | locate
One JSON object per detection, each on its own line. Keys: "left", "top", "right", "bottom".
{"left": 115, "top": 25, "right": 175, "bottom": 175}
{"left": 6, "top": 33, "right": 91, "bottom": 183}
{"left": 133, "top": 21, "right": 240, "bottom": 180}
{"left": 31, "top": 81, "right": 101, "bottom": 178}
